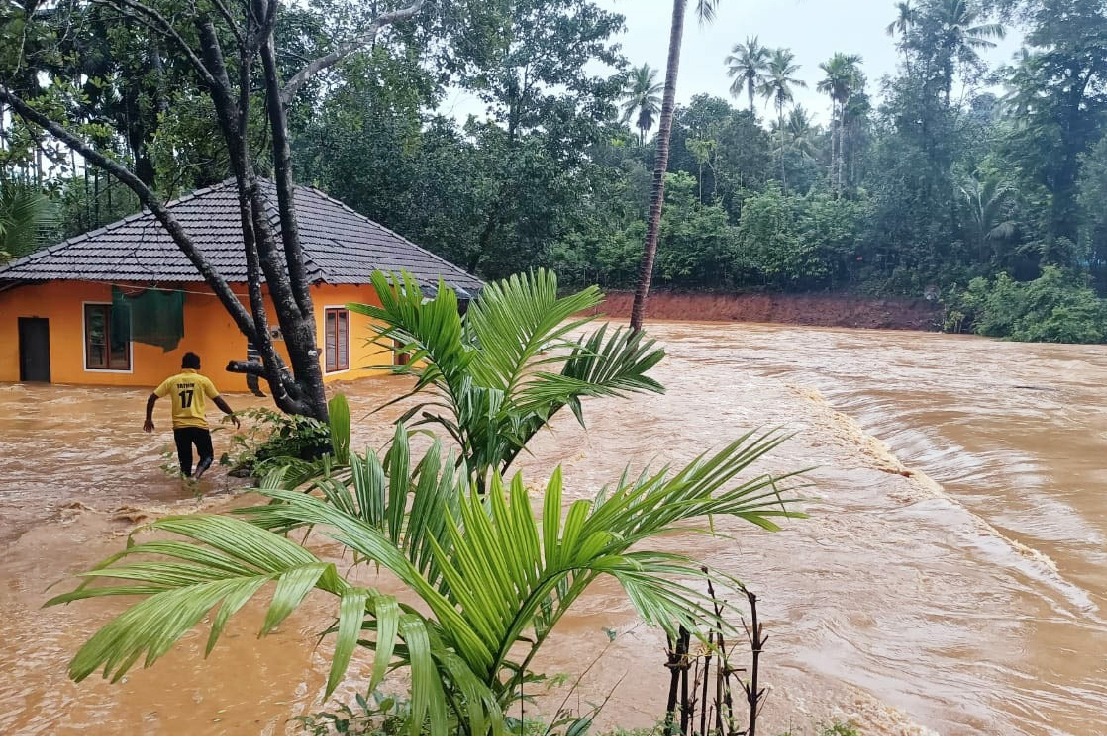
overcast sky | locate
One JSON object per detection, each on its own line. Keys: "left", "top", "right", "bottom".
{"left": 440, "top": 0, "right": 1025, "bottom": 127}
{"left": 596, "top": 0, "right": 1025, "bottom": 123}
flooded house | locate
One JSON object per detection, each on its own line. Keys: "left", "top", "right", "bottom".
{"left": 0, "top": 178, "right": 482, "bottom": 390}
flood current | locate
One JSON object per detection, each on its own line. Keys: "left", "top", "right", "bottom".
{"left": 1, "top": 321, "right": 1105, "bottom": 735}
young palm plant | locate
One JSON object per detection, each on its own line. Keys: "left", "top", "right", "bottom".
{"left": 351, "top": 268, "right": 665, "bottom": 493}
{"left": 48, "top": 424, "right": 804, "bottom": 734}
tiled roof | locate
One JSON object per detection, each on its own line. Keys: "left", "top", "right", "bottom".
{"left": 0, "top": 178, "right": 483, "bottom": 297}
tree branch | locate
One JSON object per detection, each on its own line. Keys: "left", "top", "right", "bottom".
{"left": 208, "top": 0, "right": 245, "bottom": 46}
{"left": 89, "top": 0, "right": 218, "bottom": 89}
{"left": 260, "top": 20, "right": 313, "bottom": 319}
{"left": 0, "top": 85, "right": 251, "bottom": 331}
{"left": 279, "top": 0, "right": 427, "bottom": 105}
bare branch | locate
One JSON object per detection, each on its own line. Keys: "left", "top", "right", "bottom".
{"left": 279, "top": 0, "right": 426, "bottom": 105}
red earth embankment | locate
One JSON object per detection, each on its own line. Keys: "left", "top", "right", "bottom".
{"left": 594, "top": 291, "right": 943, "bottom": 331}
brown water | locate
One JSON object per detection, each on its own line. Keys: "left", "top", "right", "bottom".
{"left": 2, "top": 322, "right": 1106, "bottom": 735}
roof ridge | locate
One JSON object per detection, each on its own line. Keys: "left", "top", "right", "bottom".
{"left": 0, "top": 176, "right": 484, "bottom": 289}
{"left": 299, "top": 184, "right": 481, "bottom": 282}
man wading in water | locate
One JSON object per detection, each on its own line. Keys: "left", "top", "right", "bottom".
{"left": 144, "top": 351, "right": 241, "bottom": 479}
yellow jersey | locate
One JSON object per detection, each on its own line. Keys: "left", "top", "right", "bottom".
{"left": 154, "top": 370, "right": 221, "bottom": 429}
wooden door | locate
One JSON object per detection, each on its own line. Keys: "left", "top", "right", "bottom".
{"left": 18, "top": 317, "right": 50, "bottom": 382}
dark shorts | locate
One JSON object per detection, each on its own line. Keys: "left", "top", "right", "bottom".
{"left": 172, "top": 426, "right": 213, "bottom": 476}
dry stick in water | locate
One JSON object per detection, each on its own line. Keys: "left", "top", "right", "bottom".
{"left": 704, "top": 570, "right": 735, "bottom": 735}
{"left": 699, "top": 626, "right": 714, "bottom": 736}
{"left": 662, "top": 576, "right": 767, "bottom": 735}
{"left": 679, "top": 627, "right": 692, "bottom": 734}
{"left": 664, "top": 630, "right": 682, "bottom": 735}
{"left": 740, "top": 585, "right": 768, "bottom": 736}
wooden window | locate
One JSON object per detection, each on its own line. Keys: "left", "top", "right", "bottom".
{"left": 325, "top": 308, "right": 349, "bottom": 372}
{"left": 84, "top": 304, "right": 131, "bottom": 370}
{"left": 392, "top": 338, "right": 412, "bottom": 367}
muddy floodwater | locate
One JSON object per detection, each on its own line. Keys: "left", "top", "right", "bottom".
{"left": 2, "top": 321, "right": 1106, "bottom": 735}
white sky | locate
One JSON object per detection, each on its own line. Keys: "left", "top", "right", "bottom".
{"left": 440, "top": 0, "right": 1025, "bottom": 127}
{"left": 599, "top": 0, "right": 1025, "bottom": 123}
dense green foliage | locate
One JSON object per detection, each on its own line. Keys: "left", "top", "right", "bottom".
{"left": 4, "top": 0, "right": 1107, "bottom": 342}
{"left": 948, "top": 266, "right": 1107, "bottom": 342}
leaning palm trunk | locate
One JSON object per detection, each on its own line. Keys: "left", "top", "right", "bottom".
{"left": 629, "top": 0, "right": 687, "bottom": 333}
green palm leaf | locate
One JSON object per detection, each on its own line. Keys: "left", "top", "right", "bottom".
{"left": 45, "top": 512, "right": 504, "bottom": 732}
{"left": 51, "top": 379, "right": 804, "bottom": 734}
{"left": 347, "top": 269, "right": 665, "bottom": 486}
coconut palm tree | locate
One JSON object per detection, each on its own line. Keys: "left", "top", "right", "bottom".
{"left": 725, "top": 36, "right": 770, "bottom": 113}
{"left": 620, "top": 64, "right": 664, "bottom": 146}
{"left": 630, "top": 0, "right": 722, "bottom": 333}
{"left": 959, "top": 172, "right": 1018, "bottom": 262}
{"left": 886, "top": 1, "right": 916, "bottom": 70}
{"left": 685, "top": 136, "right": 718, "bottom": 202}
{"left": 934, "top": 0, "right": 1004, "bottom": 102}
{"left": 885, "top": 1, "right": 916, "bottom": 39}
{"left": 0, "top": 182, "right": 57, "bottom": 262}
{"left": 816, "top": 52, "right": 863, "bottom": 198}
{"left": 758, "top": 48, "right": 806, "bottom": 188}
{"left": 784, "top": 105, "right": 819, "bottom": 160}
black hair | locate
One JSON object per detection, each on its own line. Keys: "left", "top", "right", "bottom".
{"left": 181, "top": 352, "right": 201, "bottom": 369}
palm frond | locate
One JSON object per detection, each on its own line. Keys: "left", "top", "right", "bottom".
{"left": 349, "top": 269, "right": 665, "bottom": 484}
{"left": 47, "top": 510, "right": 504, "bottom": 732}
{"left": 464, "top": 269, "right": 602, "bottom": 393}
{"left": 52, "top": 415, "right": 805, "bottom": 731}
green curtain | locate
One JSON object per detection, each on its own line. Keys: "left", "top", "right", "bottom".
{"left": 112, "top": 287, "right": 185, "bottom": 351}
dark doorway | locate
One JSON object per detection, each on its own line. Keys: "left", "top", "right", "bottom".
{"left": 18, "top": 317, "right": 50, "bottom": 382}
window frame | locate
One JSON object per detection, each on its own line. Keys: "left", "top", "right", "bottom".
{"left": 82, "top": 301, "right": 133, "bottom": 373}
{"left": 324, "top": 306, "right": 350, "bottom": 373}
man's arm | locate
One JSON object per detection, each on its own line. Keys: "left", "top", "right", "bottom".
{"left": 143, "top": 393, "right": 158, "bottom": 433}
{"left": 213, "top": 396, "right": 241, "bottom": 429}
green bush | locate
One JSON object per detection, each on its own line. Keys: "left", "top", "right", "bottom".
{"left": 949, "top": 266, "right": 1107, "bottom": 344}
{"left": 220, "top": 406, "right": 333, "bottom": 476}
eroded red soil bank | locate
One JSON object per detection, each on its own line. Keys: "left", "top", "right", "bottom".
{"left": 595, "top": 291, "right": 943, "bottom": 331}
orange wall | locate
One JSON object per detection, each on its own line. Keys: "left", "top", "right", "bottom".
{"left": 312, "top": 283, "right": 394, "bottom": 383}
{"left": 0, "top": 281, "right": 394, "bottom": 391}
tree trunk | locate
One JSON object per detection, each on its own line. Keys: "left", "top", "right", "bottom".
{"left": 838, "top": 102, "right": 849, "bottom": 196}
{"left": 778, "top": 104, "right": 786, "bottom": 189}
{"left": 259, "top": 18, "right": 329, "bottom": 422}
{"left": 630, "top": 0, "right": 686, "bottom": 332}
{"left": 833, "top": 103, "right": 844, "bottom": 198}
{"left": 828, "top": 103, "right": 838, "bottom": 195}
{"left": 195, "top": 17, "right": 326, "bottom": 420}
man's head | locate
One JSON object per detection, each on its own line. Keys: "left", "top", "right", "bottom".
{"left": 181, "top": 352, "right": 201, "bottom": 369}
